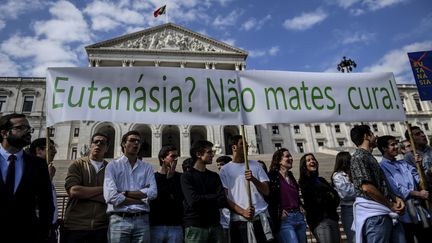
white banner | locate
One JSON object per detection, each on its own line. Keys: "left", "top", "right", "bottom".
{"left": 46, "top": 67, "right": 406, "bottom": 126}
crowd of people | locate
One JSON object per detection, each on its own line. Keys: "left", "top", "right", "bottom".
{"left": 1, "top": 113, "right": 432, "bottom": 243}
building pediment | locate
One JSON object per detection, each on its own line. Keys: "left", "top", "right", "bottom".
{"left": 86, "top": 23, "right": 247, "bottom": 56}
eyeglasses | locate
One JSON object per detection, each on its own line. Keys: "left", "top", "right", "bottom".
{"left": 10, "top": 125, "right": 34, "bottom": 134}
{"left": 92, "top": 139, "right": 108, "bottom": 146}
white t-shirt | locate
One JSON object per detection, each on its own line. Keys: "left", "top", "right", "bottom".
{"left": 90, "top": 159, "right": 104, "bottom": 173}
{"left": 219, "top": 160, "right": 269, "bottom": 216}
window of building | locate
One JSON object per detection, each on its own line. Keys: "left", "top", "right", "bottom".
{"left": 272, "top": 125, "right": 280, "bottom": 135}
{"left": 71, "top": 147, "right": 77, "bottom": 160}
{"left": 73, "top": 128, "right": 80, "bottom": 137}
{"left": 296, "top": 142, "right": 304, "bottom": 153}
{"left": 335, "top": 124, "right": 341, "bottom": 133}
{"left": 424, "top": 123, "right": 430, "bottom": 131}
{"left": 317, "top": 140, "right": 324, "bottom": 147}
{"left": 294, "top": 125, "right": 301, "bottom": 134}
{"left": 274, "top": 143, "right": 282, "bottom": 150}
{"left": 49, "top": 128, "right": 55, "bottom": 137}
{"left": 0, "top": 95, "right": 6, "bottom": 112}
{"left": 390, "top": 123, "right": 395, "bottom": 132}
{"left": 22, "top": 96, "right": 34, "bottom": 113}
{"left": 414, "top": 97, "right": 423, "bottom": 111}
{"left": 372, "top": 124, "right": 378, "bottom": 132}
{"left": 314, "top": 125, "right": 321, "bottom": 133}
{"left": 338, "top": 139, "right": 345, "bottom": 147}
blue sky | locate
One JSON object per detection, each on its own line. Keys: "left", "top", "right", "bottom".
{"left": 0, "top": 0, "right": 431, "bottom": 84}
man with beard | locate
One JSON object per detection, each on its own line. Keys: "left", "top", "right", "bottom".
{"left": 63, "top": 133, "right": 110, "bottom": 243}
{"left": 104, "top": 130, "right": 157, "bottom": 243}
{"left": 0, "top": 113, "right": 54, "bottom": 243}
{"left": 350, "top": 125, "right": 405, "bottom": 243}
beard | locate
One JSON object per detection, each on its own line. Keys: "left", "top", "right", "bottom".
{"left": 7, "top": 134, "right": 31, "bottom": 149}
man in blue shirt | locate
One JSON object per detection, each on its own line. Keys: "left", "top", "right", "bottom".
{"left": 378, "top": 135, "right": 431, "bottom": 243}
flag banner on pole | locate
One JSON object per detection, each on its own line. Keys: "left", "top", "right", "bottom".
{"left": 407, "top": 50, "right": 432, "bottom": 101}
{"left": 46, "top": 67, "right": 405, "bottom": 127}
{"left": 153, "top": 5, "right": 166, "bottom": 17}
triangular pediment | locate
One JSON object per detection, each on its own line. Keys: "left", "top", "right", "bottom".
{"left": 86, "top": 23, "right": 247, "bottom": 56}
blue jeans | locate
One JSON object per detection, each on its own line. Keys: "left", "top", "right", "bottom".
{"left": 363, "top": 215, "right": 406, "bottom": 243}
{"left": 150, "top": 225, "right": 183, "bottom": 243}
{"left": 108, "top": 214, "right": 150, "bottom": 243}
{"left": 278, "top": 211, "right": 307, "bottom": 243}
{"left": 340, "top": 205, "right": 355, "bottom": 243}
{"left": 312, "top": 218, "right": 340, "bottom": 243}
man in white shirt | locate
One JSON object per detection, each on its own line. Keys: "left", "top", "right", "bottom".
{"left": 104, "top": 130, "right": 157, "bottom": 243}
{"left": 219, "top": 135, "right": 272, "bottom": 243}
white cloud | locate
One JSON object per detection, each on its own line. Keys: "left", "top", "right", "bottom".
{"left": 241, "top": 15, "right": 271, "bottom": 31}
{"left": 1, "top": 35, "right": 78, "bottom": 76}
{"left": 283, "top": 9, "right": 328, "bottom": 31}
{"left": 84, "top": 1, "right": 145, "bottom": 31}
{"left": 221, "top": 38, "right": 236, "bottom": 46}
{"left": 339, "top": 31, "right": 376, "bottom": 44}
{"left": 363, "top": 41, "right": 432, "bottom": 83}
{"left": 332, "top": 0, "right": 361, "bottom": 9}
{"left": 268, "top": 46, "right": 280, "bottom": 56}
{"left": 213, "top": 10, "right": 242, "bottom": 28}
{"left": 248, "top": 46, "right": 280, "bottom": 58}
{"left": 0, "top": 52, "right": 19, "bottom": 76}
{"left": 34, "top": 1, "right": 90, "bottom": 43}
{"left": 364, "top": 0, "right": 407, "bottom": 11}
{"left": 331, "top": 0, "right": 408, "bottom": 15}
{"left": 0, "top": 0, "right": 46, "bottom": 19}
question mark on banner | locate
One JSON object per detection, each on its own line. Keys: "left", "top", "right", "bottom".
{"left": 185, "top": 76, "right": 196, "bottom": 112}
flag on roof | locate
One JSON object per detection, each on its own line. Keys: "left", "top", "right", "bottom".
{"left": 154, "top": 5, "right": 166, "bottom": 17}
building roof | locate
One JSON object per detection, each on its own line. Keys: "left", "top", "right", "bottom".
{"left": 85, "top": 22, "right": 248, "bottom": 59}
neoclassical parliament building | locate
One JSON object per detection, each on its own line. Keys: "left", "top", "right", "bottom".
{"left": 0, "top": 23, "right": 431, "bottom": 160}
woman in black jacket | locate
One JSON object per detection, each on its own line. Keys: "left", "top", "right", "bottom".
{"left": 268, "top": 148, "right": 306, "bottom": 243}
{"left": 299, "top": 153, "right": 340, "bottom": 243}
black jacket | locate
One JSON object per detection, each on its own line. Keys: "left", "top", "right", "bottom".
{"left": 0, "top": 152, "right": 54, "bottom": 243}
{"left": 299, "top": 176, "right": 340, "bottom": 230}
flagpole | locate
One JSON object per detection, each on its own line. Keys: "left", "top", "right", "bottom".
{"left": 166, "top": 4, "right": 169, "bottom": 23}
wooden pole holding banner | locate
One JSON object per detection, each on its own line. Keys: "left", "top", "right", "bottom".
{"left": 240, "top": 125, "right": 252, "bottom": 208}
{"left": 405, "top": 122, "right": 430, "bottom": 210}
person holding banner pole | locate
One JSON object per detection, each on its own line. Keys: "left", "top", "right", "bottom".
{"left": 404, "top": 125, "right": 432, "bottom": 197}
{"left": 219, "top": 135, "right": 273, "bottom": 243}
{"left": 378, "top": 135, "right": 431, "bottom": 243}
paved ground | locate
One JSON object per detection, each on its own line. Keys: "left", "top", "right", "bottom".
{"left": 52, "top": 152, "right": 337, "bottom": 193}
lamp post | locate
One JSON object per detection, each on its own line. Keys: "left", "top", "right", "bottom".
{"left": 337, "top": 56, "right": 357, "bottom": 73}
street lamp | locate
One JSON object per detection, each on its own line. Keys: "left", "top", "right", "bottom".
{"left": 337, "top": 56, "right": 357, "bottom": 73}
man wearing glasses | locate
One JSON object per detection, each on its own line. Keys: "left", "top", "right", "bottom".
{"left": 104, "top": 130, "right": 157, "bottom": 243}
{"left": 63, "top": 132, "right": 110, "bottom": 243}
{"left": 0, "top": 113, "right": 54, "bottom": 242}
